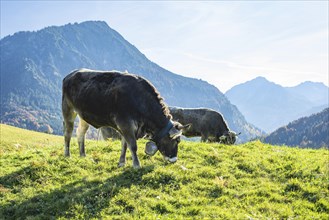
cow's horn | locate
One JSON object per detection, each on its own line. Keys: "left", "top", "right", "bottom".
{"left": 145, "top": 141, "right": 158, "bottom": 156}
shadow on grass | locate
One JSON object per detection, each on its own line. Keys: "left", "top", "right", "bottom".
{"left": 0, "top": 165, "right": 155, "bottom": 219}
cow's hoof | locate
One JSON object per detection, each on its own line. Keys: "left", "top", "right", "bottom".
{"left": 118, "top": 162, "right": 126, "bottom": 167}
{"left": 80, "top": 153, "right": 86, "bottom": 157}
{"left": 64, "top": 153, "right": 70, "bottom": 157}
{"left": 133, "top": 165, "right": 141, "bottom": 169}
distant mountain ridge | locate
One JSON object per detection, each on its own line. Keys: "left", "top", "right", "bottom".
{"left": 225, "top": 77, "right": 328, "bottom": 133}
{"left": 0, "top": 21, "right": 261, "bottom": 142}
{"left": 264, "top": 108, "right": 329, "bottom": 149}
{"left": 287, "top": 81, "right": 328, "bottom": 105}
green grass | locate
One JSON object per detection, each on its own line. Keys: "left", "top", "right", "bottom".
{"left": 1, "top": 123, "right": 328, "bottom": 219}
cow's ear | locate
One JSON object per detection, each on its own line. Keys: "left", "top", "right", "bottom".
{"left": 169, "top": 126, "right": 182, "bottom": 139}
{"left": 176, "top": 123, "right": 191, "bottom": 130}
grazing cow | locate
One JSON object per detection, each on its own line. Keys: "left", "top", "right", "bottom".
{"left": 169, "top": 107, "right": 238, "bottom": 144}
{"left": 62, "top": 69, "right": 187, "bottom": 168}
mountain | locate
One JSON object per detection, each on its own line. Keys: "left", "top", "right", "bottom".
{"left": 0, "top": 21, "right": 261, "bottom": 142}
{"left": 263, "top": 108, "right": 329, "bottom": 149}
{"left": 225, "top": 77, "right": 329, "bottom": 133}
{"left": 287, "top": 81, "right": 329, "bottom": 106}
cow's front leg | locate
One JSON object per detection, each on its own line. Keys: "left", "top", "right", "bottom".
{"left": 125, "top": 136, "right": 141, "bottom": 169}
{"left": 130, "top": 142, "right": 141, "bottom": 169}
{"left": 118, "top": 138, "right": 127, "bottom": 167}
{"left": 201, "top": 134, "right": 208, "bottom": 142}
{"left": 117, "top": 120, "right": 141, "bottom": 168}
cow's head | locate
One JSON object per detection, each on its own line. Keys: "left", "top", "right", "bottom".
{"left": 145, "top": 121, "right": 189, "bottom": 163}
{"left": 219, "top": 131, "right": 240, "bottom": 145}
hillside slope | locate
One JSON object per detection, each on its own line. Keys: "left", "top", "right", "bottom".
{"left": 0, "top": 21, "right": 261, "bottom": 142}
{"left": 1, "top": 124, "right": 328, "bottom": 219}
{"left": 264, "top": 108, "right": 329, "bottom": 149}
{"left": 225, "top": 77, "right": 328, "bottom": 132}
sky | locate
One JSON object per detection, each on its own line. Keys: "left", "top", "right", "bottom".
{"left": 1, "top": 1, "right": 328, "bottom": 92}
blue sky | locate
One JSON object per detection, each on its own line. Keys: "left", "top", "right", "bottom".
{"left": 1, "top": 1, "right": 328, "bottom": 92}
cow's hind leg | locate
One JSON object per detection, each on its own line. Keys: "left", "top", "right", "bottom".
{"left": 118, "top": 138, "right": 128, "bottom": 167}
{"left": 62, "top": 99, "right": 76, "bottom": 157}
{"left": 77, "top": 117, "right": 89, "bottom": 157}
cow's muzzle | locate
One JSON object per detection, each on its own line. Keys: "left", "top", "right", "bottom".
{"left": 163, "top": 156, "right": 178, "bottom": 163}
{"left": 145, "top": 141, "right": 177, "bottom": 163}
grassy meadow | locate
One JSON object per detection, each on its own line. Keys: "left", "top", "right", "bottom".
{"left": 0, "top": 124, "right": 328, "bottom": 219}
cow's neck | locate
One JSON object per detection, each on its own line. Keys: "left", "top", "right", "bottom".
{"left": 152, "top": 120, "right": 174, "bottom": 143}
{"left": 221, "top": 123, "right": 230, "bottom": 135}
{"left": 146, "top": 113, "right": 171, "bottom": 138}
{"left": 140, "top": 94, "right": 172, "bottom": 139}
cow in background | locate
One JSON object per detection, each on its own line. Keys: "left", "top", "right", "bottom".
{"left": 100, "top": 126, "right": 121, "bottom": 140}
{"left": 169, "top": 107, "right": 238, "bottom": 144}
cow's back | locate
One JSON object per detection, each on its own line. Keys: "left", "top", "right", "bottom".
{"left": 170, "top": 108, "right": 228, "bottom": 137}
{"left": 187, "top": 109, "right": 219, "bottom": 133}
{"left": 63, "top": 69, "right": 171, "bottom": 128}
{"left": 62, "top": 69, "right": 151, "bottom": 128}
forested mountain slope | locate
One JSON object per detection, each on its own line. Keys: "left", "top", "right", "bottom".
{"left": 0, "top": 21, "right": 261, "bottom": 142}
{"left": 264, "top": 108, "right": 329, "bottom": 149}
